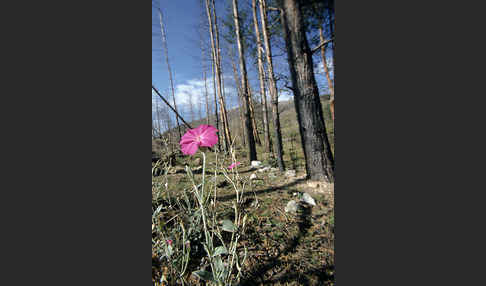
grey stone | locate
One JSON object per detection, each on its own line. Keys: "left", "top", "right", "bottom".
{"left": 301, "top": 192, "right": 316, "bottom": 206}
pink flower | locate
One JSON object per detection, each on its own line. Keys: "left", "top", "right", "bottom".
{"left": 166, "top": 239, "right": 173, "bottom": 246}
{"left": 228, "top": 162, "right": 241, "bottom": 170}
{"left": 179, "top": 125, "right": 218, "bottom": 155}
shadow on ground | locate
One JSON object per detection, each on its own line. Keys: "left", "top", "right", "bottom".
{"left": 237, "top": 200, "right": 333, "bottom": 285}
{"left": 217, "top": 177, "right": 306, "bottom": 203}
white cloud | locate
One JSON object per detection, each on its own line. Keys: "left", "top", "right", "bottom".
{"left": 279, "top": 89, "right": 293, "bottom": 102}
{"left": 173, "top": 75, "right": 239, "bottom": 110}
{"left": 153, "top": 74, "right": 295, "bottom": 123}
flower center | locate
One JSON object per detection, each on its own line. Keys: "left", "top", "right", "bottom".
{"left": 195, "top": 135, "right": 202, "bottom": 143}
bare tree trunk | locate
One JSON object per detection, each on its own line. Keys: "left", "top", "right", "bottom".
{"left": 161, "top": 95, "right": 173, "bottom": 150}
{"left": 154, "top": 100, "right": 160, "bottom": 138}
{"left": 206, "top": 0, "right": 232, "bottom": 151}
{"left": 199, "top": 2, "right": 211, "bottom": 126}
{"left": 238, "top": 95, "right": 246, "bottom": 147}
{"left": 319, "top": 26, "right": 334, "bottom": 121}
{"left": 279, "top": 0, "right": 334, "bottom": 182}
{"left": 252, "top": 0, "right": 272, "bottom": 153}
{"left": 187, "top": 91, "right": 195, "bottom": 122}
{"left": 327, "top": 3, "right": 335, "bottom": 120}
{"left": 233, "top": 0, "right": 257, "bottom": 161}
{"left": 158, "top": 8, "right": 182, "bottom": 140}
{"left": 152, "top": 122, "right": 157, "bottom": 139}
{"left": 211, "top": 51, "right": 221, "bottom": 151}
{"left": 204, "top": 69, "right": 210, "bottom": 125}
{"left": 230, "top": 49, "right": 247, "bottom": 147}
{"left": 247, "top": 83, "right": 261, "bottom": 145}
{"left": 198, "top": 96, "right": 203, "bottom": 121}
{"left": 259, "top": 0, "right": 285, "bottom": 171}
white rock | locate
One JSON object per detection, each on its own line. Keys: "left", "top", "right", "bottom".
{"left": 257, "top": 166, "right": 271, "bottom": 173}
{"left": 249, "top": 173, "right": 258, "bottom": 180}
{"left": 285, "top": 200, "right": 299, "bottom": 213}
{"left": 301, "top": 192, "right": 316, "bottom": 206}
{"left": 251, "top": 161, "right": 263, "bottom": 168}
{"left": 284, "top": 169, "right": 296, "bottom": 178}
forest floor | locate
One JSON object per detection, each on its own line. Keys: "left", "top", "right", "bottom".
{"left": 152, "top": 96, "right": 334, "bottom": 285}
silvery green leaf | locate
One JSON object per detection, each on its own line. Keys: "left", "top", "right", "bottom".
{"left": 185, "top": 165, "right": 194, "bottom": 177}
{"left": 213, "top": 246, "right": 228, "bottom": 257}
{"left": 202, "top": 242, "right": 211, "bottom": 256}
{"left": 214, "top": 256, "right": 224, "bottom": 273}
{"left": 193, "top": 270, "right": 214, "bottom": 281}
{"left": 221, "top": 220, "right": 237, "bottom": 232}
{"left": 167, "top": 245, "right": 173, "bottom": 257}
{"left": 153, "top": 205, "right": 163, "bottom": 216}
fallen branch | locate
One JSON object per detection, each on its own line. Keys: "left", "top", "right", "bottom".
{"left": 152, "top": 84, "right": 192, "bottom": 129}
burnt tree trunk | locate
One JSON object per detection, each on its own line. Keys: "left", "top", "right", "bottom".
{"left": 247, "top": 84, "right": 262, "bottom": 146}
{"left": 158, "top": 8, "right": 182, "bottom": 140}
{"left": 204, "top": 70, "right": 210, "bottom": 125}
{"left": 252, "top": 0, "right": 272, "bottom": 153}
{"left": 319, "top": 26, "right": 334, "bottom": 122}
{"left": 200, "top": 30, "right": 211, "bottom": 125}
{"left": 211, "top": 51, "right": 221, "bottom": 151}
{"left": 211, "top": 0, "right": 232, "bottom": 151}
{"left": 233, "top": 0, "right": 257, "bottom": 161}
{"left": 279, "top": 0, "right": 334, "bottom": 182}
{"left": 230, "top": 49, "right": 247, "bottom": 147}
{"left": 259, "top": 0, "right": 285, "bottom": 171}
{"left": 206, "top": 0, "right": 231, "bottom": 151}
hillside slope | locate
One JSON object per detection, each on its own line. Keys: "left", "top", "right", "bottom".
{"left": 153, "top": 95, "right": 334, "bottom": 170}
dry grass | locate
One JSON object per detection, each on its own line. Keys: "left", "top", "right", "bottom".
{"left": 152, "top": 96, "right": 334, "bottom": 285}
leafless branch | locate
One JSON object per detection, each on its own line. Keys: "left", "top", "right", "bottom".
{"left": 311, "top": 37, "right": 334, "bottom": 54}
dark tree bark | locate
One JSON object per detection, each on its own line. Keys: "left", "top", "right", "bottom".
{"left": 278, "top": 0, "right": 334, "bottom": 182}
{"left": 233, "top": 0, "right": 257, "bottom": 161}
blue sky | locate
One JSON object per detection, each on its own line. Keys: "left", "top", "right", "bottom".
{"left": 152, "top": 0, "right": 333, "bottom": 126}
{"left": 152, "top": 1, "right": 201, "bottom": 96}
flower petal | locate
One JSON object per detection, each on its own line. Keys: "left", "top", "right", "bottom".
{"left": 193, "top": 125, "right": 207, "bottom": 136}
{"left": 181, "top": 141, "right": 200, "bottom": 155}
{"left": 228, "top": 162, "right": 241, "bottom": 170}
{"left": 179, "top": 129, "right": 197, "bottom": 145}
{"left": 199, "top": 125, "right": 218, "bottom": 147}
{"left": 228, "top": 162, "right": 241, "bottom": 169}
